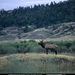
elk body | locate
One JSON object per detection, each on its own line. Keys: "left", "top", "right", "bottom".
{"left": 38, "top": 40, "right": 58, "bottom": 55}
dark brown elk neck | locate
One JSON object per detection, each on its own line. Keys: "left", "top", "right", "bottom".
{"left": 40, "top": 43, "right": 45, "bottom": 48}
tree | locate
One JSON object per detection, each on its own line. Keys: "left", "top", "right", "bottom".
{"left": 24, "top": 26, "right": 29, "bottom": 33}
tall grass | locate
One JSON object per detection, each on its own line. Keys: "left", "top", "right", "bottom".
{"left": 0, "top": 53, "right": 75, "bottom": 73}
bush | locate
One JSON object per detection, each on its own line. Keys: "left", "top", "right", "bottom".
{"left": 3, "top": 46, "right": 16, "bottom": 54}
{"left": 20, "top": 40, "right": 27, "bottom": 43}
{"left": 70, "top": 46, "right": 75, "bottom": 52}
{"left": 28, "top": 39, "right": 36, "bottom": 43}
{"left": 64, "top": 41, "right": 72, "bottom": 48}
{"left": 0, "top": 43, "right": 17, "bottom": 54}
{"left": 0, "top": 45, "right": 6, "bottom": 54}
{"left": 0, "top": 40, "right": 75, "bottom": 54}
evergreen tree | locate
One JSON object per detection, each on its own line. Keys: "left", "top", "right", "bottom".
{"left": 0, "top": 0, "right": 75, "bottom": 30}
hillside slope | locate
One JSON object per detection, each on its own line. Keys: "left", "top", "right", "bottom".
{"left": 0, "top": 0, "right": 75, "bottom": 28}
{"left": 0, "top": 22, "right": 75, "bottom": 43}
{"left": 0, "top": 53, "right": 75, "bottom": 73}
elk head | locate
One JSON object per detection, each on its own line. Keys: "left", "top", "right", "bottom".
{"left": 38, "top": 36, "right": 48, "bottom": 45}
{"left": 38, "top": 40, "right": 43, "bottom": 45}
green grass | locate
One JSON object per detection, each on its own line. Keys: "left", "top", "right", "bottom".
{"left": 0, "top": 53, "right": 75, "bottom": 73}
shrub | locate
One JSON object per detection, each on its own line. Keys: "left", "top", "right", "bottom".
{"left": 70, "top": 46, "right": 75, "bottom": 52}
{"left": 20, "top": 40, "right": 27, "bottom": 43}
{"left": 0, "top": 45, "right": 6, "bottom": 54}
{"left": 0, "top": 43, "right": 17, "bottom": 54}
{"left": 57, "top": 46, "right": 67, "bottom": 53}
{"left": 64, "top": 41, "right": 72, "bottom": 48}
{"left": 0, "top": 40, "right": 75, "bottom": 54}
{"left": 28, "top": 39, "right": 36, "bottom": 43}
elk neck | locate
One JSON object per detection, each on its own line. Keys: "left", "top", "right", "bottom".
{"left": 40, "top": 42, "right": 45, "bottom": 48}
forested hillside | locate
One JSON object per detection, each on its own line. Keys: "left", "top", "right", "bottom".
{"left": 0, "top": 0, "right": 75, "bottom": 30}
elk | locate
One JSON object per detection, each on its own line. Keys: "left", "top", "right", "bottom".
{"left": 38, "top": 40, "right": 58, "bottom": 55}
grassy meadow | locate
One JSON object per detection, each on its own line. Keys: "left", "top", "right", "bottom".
{"left": 0, "top": 40, "right": 75, "bottom": 73}
{"left": 0, "top": 53, "right": 75, "bottom": 73}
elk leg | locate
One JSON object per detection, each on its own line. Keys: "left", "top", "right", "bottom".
{"left": 54, "top": 49, "right": 57, "bottom": 55}
{"left": 46, "top": 49, "right": 48, "bottom": 54}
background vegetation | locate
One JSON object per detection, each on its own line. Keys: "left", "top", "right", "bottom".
{"left": 0, "top": 0, "right": 75, "bottom": 31}
{"left": 0, "top": 39, "right": 75, "bottom": 54}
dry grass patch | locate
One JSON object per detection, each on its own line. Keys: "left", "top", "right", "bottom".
{"left": 0, "top": 53, "right": 75, "bottom": 73}
{"left": 0, "top": 56, "right": 11, "bottom": 68}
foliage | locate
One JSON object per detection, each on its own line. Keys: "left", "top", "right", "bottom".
{"left": 0, "top": 43, "right": 17, "bottom": 54}
{"left": 0, "top": 0, "right": 75, "bottom": 30}
{"left": 28, "top": 39, "right": 36, "bottom": 42}
{"left": 0, "top": 40, "right": 75, "bottom": 54}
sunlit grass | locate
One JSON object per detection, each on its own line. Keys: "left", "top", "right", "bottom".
{"left": 0, "top": 53, "right": 75, "bottom": 73}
